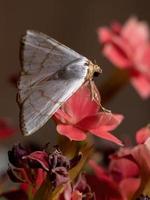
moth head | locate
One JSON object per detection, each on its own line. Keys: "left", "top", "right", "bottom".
{"left": 93, "top": 64, "right": 102, "bottom": 74}
{"left": 87, "top": 61, "right": 102, "bottom": 80}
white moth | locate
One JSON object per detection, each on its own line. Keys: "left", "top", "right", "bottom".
{"left": 18, "top": 30, "right": 102, "bottom": 136}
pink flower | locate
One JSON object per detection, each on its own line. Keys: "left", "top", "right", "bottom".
{"left": 87, "top": 160, "right": 122, "bottom": 200}
{"left": 54, "top": 83, "right": 124, "bottom": 145}
{"left": 89, "top": 157, "right": 141, "bottom": 200}
{"left": 113, "top": 139, "right": 150, "bottom": 199}
{"left": 89, "top": 127, "right": 150, "bottom": 199}
{"left": 98, "top": 17, "right": 150, "bottom": 99}
{"left": 0, "top": 118, "right": 16, "bottom": 139}
{"left": 136, "top": 124, "right": 150, "bottom": 144}
{"left": 109, "top": 158, "right": 140, "bottom": 200}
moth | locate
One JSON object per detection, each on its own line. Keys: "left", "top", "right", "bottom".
{"left": 18, "top": 30, "right": 102, "bottom": 136}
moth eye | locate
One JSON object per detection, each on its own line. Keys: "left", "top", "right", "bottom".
{"left": 94, "top": 72, "right": 100, "bottom": 77}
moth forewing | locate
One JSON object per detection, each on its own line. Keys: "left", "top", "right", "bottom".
{"left": 18, "top": 30, "right": 101, "bottom": 136}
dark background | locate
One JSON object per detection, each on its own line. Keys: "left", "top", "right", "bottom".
{"left": 0, "top": 0, "right": 149, "bottom": 148}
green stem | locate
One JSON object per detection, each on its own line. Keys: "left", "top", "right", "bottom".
{"left": 33, "top": 177, "right": 52, "bottom": 200}
{"left": 28, "top": 186, "right": 33, "bottom": 200}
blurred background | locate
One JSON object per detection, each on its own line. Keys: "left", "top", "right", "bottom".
{"left": 0, "top": 0, "right": 149, "bottom": 156}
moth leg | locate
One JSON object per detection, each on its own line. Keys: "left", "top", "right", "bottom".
{"left": 101, "top": 105, "right": 111, "bottom": 113}
{"left": 89, "top": 81, "right": 110, "bottom": 112}
{"left": 89, "top": 80, "right": 100, "bottom": 105}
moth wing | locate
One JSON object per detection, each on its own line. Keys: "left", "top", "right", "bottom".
{"left": 18, "top": 30, "right": 89, "bottom": 135}
{"left": 20, "top": 58, "right": 88, "bottom": 136}
{"left": 18, "top": 30, "right": 86, "bottom": 103}
{"left": 20, "top": 30, "right": 83, "bottom": 74}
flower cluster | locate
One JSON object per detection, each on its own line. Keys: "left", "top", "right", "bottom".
{"left": 98, "top": 17, "right": 150, "bottom": 99}
{"left": 8, "top": 144, "right": 82, "bottom": 189}
{"left": 1, "top": 143, "right": 95, "bottom": 200}
{"left": 88, "top": 125, "right": 150, "bottom": 200}
{"left": 54, "top": 83, "right": 123, "bottom": 145}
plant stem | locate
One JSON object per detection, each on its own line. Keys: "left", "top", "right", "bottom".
{"left": 33, "top": 177, "right": 52, "bottom": 200}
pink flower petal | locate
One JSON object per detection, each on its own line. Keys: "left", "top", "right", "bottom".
{"left": 90, "top": 129, "right": 123, "bottom": 145}
{"left": 134, "top": 44, "right": 150, "bottom": 76}
{"left": 109, "top": 158, "right": 139, "bottom": 180}
{"left": 54, "top": 109, "right": 71, "bottom": 124}
{"left": 23, "top": 151, "right": 49, "bottom": 171}
{"left": 97, "top": 27, "right": 113, "bottom": 43}
{"left": 61, "top": 84, "right": 99, "bottom": 124}
{"left": 57, "top": 124, "right": 86, "bottom": 141}
{"left": 76, "top": 112, "right": 124, "bottom": 131}
{"left": 103, "top": 43, "right": 132, "bottom": 68}
{"left": 111, "top": 22, "right": 122, "bottom": 34}
{"left": 76, "top": 114, "right": 101, "bottom": 130}
{"left": 119, "top": 178, "right": 141, "bottom": 200}
{"left": 131, "top": 75, "right": 150, "bottom": 99}
{"left": 122, "top": 17, "right": 149, "bottom": 49}
{"left": 35, "top": 169, "right": 46, "bottom": 187}
{"left": 98, "top": 17, "right": 150, "bottom": 100}
{"left": 99, "top": 113, "right": 124, "bottom": 132}
{"left": 87, "top": 174, "right": 122, "bottom": 200}
{"left": 91, "top": 112, "right": 123, "bottom": 131}
{"left": 89, "top": 160, "right": 110, "bottom": 180}
{"left": 136, "top": 126, "right": 150, "bottom": 144}
{"left": 88, "top": 160, "right": 122, "bottom": 200}
{"left": 116, "top": 142, "right": 150, "bottom": 173}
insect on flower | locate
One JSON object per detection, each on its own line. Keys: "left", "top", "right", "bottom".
{"left": 17, "top": 30, "right": 102, "bottom": 136}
